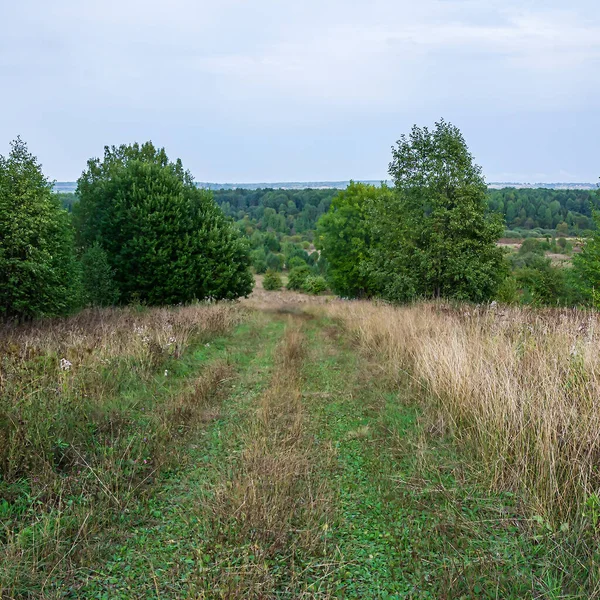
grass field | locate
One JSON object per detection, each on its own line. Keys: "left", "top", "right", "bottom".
{"left": 2, "top": 283, "right": 599, "bottom": 598}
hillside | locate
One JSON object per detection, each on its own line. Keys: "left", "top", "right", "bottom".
{"left": 3, "top": 287, "right": 599, "bottom": 597}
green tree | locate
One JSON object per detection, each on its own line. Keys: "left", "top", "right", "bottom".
{"left": 316, "top": 182, "right": 387, "bottom": 297}
{"left": 0, "top": 138, "right": 80, "bottom": 320}
{"left": 74, "top": 142, "right": 253, "bottom": 305}
{"left": 573, "top": 208, "right": 600, "bottom": 307}
{"left": 80, "top": 243, "right": 120, "bottom": 307}
{"left": 250, "top": 247, "right": 268, "bottom": 273}
{"left": 366, "top": 120, "right": 505, "bottom": 302}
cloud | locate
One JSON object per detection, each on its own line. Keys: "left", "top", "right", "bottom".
{"left": 1, "top": 0, "right": 599, "bottom": 181}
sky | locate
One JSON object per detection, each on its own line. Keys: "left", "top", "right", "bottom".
{"left": 1, "top": 0, "right": 599, "bottom": 183}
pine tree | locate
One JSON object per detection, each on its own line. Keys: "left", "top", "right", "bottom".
{"left": 0, "top": 138, "right": 80, "bottom": 320}
{"left": 74, "top": 142, "right": 253, "bottom": 305}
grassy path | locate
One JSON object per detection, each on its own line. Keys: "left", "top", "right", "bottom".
{"left": 74, "top": 310, "right": 550, "bottom": 598}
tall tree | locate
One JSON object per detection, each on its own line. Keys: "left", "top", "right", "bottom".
{"left": 74, "top": 142, "right": 253, "bottom": 305}
{"left": 316, "top": 181, "right": 387, "bottom": 297}
{"left": 572, "top": 204, "right": 600, "bottom": 307}
{"left": 366, "top": 120, "right": 505, "bottom": 303}
{"left": 0, "top": 138, "right": 80, "bottom": 320}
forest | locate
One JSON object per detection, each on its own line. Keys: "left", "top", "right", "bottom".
{"left": 58, "top": 185, "right": 598, "bottom": 240}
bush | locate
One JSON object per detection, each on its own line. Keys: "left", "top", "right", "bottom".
{"left": 302, "top": 275, "right": 327, "bottom": 295}
{"left": 288, "top": 256, "right": 307, "bottom": 269}
{"left": 263, "top": 269, "right": 282, "bottom": 291}
{"left": 287, "top": 265, "right": 311, "bottom": 290}
{"left": 496, "top": 274, "right": 519, "bottom": 304}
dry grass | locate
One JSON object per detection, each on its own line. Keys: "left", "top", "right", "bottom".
{"left": 323, "top": 300, "right": 600, "bottom": 527}
{"left": 241, "top": 273, "right": 334, "bottom": 311}
{"left": 0, "top": 302, "right": 241, "bottom": 595}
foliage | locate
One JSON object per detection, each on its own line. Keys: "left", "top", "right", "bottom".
{"left": 74, "top": 142, "right": 253, "bottom": 305}
{"left": 266, "top": 251, "right": 285, "bottom": 271}
{"left": 250, "top": 247, "right": 268, "bottom": 274}
{"left": 80, "top": 242, "right": 120, "bottom": 306}
{"left": 288, "top": 256, "right": 308, "bottom": 269}
{"left": 366, "top": 120, "right": 506, "bottom": 303}
{"left": 572, "top": 210, "right": 600, "bottom": 308}
{"left": 514, "top": 258, "right": 569, "bottom": 306}
{"left": 496, "top": 274, "right": 519, "bottom": 304}
{"left": 286, "top": 265, "right": 311, "bottom": 290}
{"left": 302, "top": 275, "right": 327, "bottom": 295}
{"left": 489, "top": 187, "right": 597, "bottom": 234}
{"left": 0, "top": 138, "right": 80, "bottom": 320}
{"left": 263, "top": 269, "right": 283, "bottom": 291}
{"left": 316, "top": 181, "right": 386, "bottom": 297}
{"left": 215, "top": 187, "right": 336, "bottom": 236}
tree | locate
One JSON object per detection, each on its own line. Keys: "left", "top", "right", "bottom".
{"left": 74, "top": 142, "right": 253, "bottom": 305}
{"left": 316, "top": 182, "right": 387, "bottom": 297}
{"left": 366, "top": 120, "right": 505, "bottom": 303}
{"left": 572, "top": 207, "right": 600, "bottom": 307}
{"left": 0, "top": 138, "right": 80, "bottom": 320}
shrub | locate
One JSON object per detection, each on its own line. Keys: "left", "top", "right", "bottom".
{"left": 251, "top": 248, "right": 268, "bottom": 274}
{"left": 288, "top": 256, "right": 307, "bottom": 269}
{"left": 263, "top": 269, "right": 283, "bottom": 291}
{"left": 287, "top": 265, "right": 311, "bottom": 290}
{"left": 496, "top": 274, "right": 519, "bottom": 304}
{"left": 302, "top": 275, "right": 327, "bottom": 295}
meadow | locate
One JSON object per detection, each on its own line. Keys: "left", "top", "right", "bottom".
{"left": 2, "top": 284, "right": 599, "bottom": 598}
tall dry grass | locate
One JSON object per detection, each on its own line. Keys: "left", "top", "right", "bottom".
{"left": 324, "top": 300, "right": 600, "bottom": 527}
{"left": 0, "top": 303, "right": 241, "bottom": 595}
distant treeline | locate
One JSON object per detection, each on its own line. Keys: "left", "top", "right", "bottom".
{"left": 57, "top": 186, "right": 599, "bottom": 239}
{"left": 488, "top": 188, "right": 598, "bottom": 236}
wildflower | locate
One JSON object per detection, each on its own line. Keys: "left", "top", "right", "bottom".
{"left": 164, "top": 369, "right": 169, "bottom": 377}
{"left": 60, "top": 358, "right": 72, "bottom": 371}
{"left": 205, "top": 343, "right": 210, "bottom": 348}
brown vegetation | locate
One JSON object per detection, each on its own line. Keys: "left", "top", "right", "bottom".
{"left": 322, "top": 300, "right": 600, "bottom": 528}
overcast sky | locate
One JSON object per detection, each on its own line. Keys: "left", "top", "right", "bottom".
{"left": 1, "top": 0, "right": 598, "bottom": 183}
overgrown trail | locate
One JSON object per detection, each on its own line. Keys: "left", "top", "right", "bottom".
{"left": 77, "top": 309, "right": 547, "bottom": 599}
